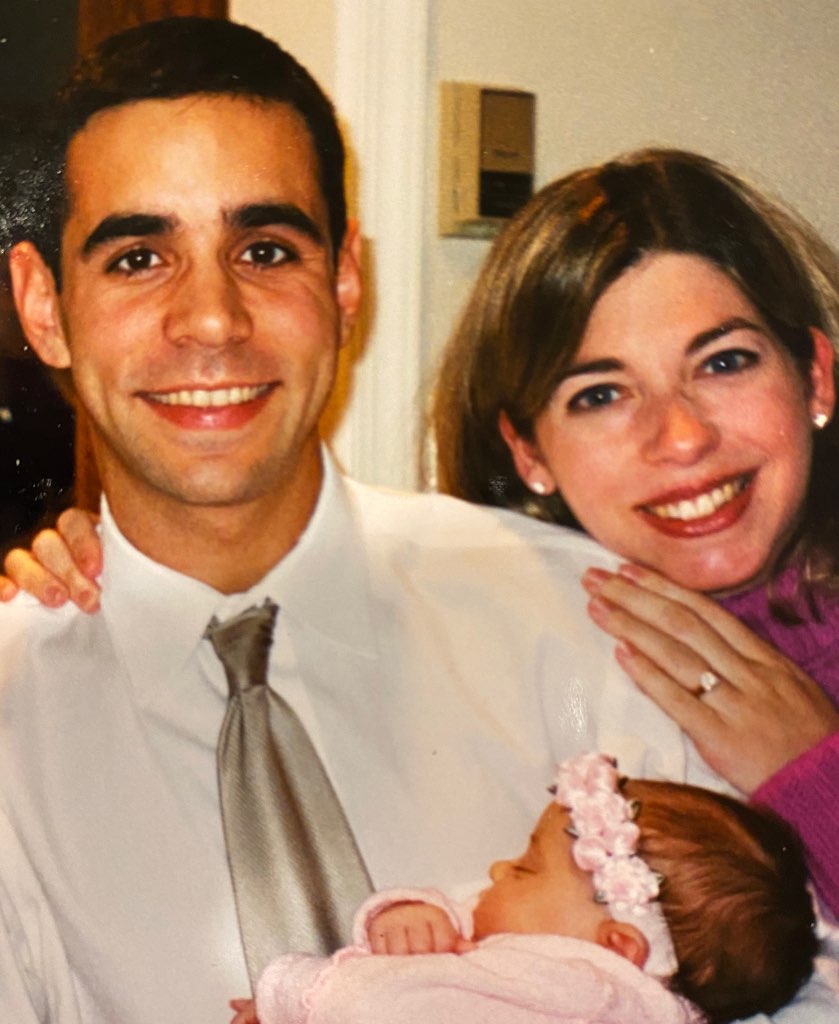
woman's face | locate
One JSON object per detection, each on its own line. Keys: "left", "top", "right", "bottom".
{"left": 501, "top": 252, "right": 835, "bottom": 594}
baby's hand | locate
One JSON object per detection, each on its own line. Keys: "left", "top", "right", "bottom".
{"left": 367, "top": 901, "right": 475, "bottom": 955}
{"left": 229, "top": 997, "right": 258, "bottom": 1023}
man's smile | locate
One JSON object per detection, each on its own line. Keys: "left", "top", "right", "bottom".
{"left": 143, "top": 383, "right": 275, "bottom": 408}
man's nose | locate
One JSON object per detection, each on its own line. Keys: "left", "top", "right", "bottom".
{"left": 163, "top": 260, "right": 252, "bottom": 348}
{"left": 639, "top": 394, "right": 719, "bottom": 465}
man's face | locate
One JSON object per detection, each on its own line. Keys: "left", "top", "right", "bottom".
{"left": 39, "top": 95, "right": 360, "bottom": 513}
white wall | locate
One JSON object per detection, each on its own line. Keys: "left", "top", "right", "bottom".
{"left": 231, "top": 1, "right": 839, "bottom": 489}
{"left": 425, "top": 0, "right": 839, "bottom": 365}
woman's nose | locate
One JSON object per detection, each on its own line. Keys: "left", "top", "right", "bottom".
{"left": 640, "top": 394, "right": 719, "bottom": 465}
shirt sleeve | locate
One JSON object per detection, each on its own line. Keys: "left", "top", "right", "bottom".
{"left": 351, "top": 887, "right": 474, "bottom": 949}
{"left": 0, "top": 808, "right": 81, "bottom": 1023}
{"left": 751, "top": 731, "right": 839, "bottom": 921}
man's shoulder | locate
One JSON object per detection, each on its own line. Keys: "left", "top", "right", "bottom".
{"left": 0, "top": 591, "right": 81, "bottom": 641}
{"left": 0, "top": 594, "right": 93, "bottom": 695}
{"left": 344, "top": 479, "right": 617, "bottom": 571}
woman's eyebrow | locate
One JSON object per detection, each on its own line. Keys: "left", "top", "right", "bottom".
{"left": 557, "top": 358, "right": 624, "bottom": 384}
{"left": 686, "top": 316, "right": 767, "bottom": 355}
{"left": 557, "top": 316, "right": 766, "bottom": 384}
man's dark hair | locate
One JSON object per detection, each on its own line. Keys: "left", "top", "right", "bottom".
{"left": 37, "top": 17, "right": 347, "bottom": 280}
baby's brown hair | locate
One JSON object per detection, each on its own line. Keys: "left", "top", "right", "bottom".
{"left": 622, "top": 780, "right": 817, "bottom": 1023}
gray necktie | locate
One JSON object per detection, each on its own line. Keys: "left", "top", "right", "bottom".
{"left": 205, "top": 600, "right": 372, "bottom": 986}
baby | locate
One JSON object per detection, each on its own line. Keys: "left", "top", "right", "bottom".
{"left": 232, "top": 752, "right": 817, "bottom": 1024}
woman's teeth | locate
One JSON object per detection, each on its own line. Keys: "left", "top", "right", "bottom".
{"left": 648, "top": 477, "right": 747, "bottom": 522}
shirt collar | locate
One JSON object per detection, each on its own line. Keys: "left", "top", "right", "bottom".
{"left": 99, "top": 448, "right": 377, "bottom": 699}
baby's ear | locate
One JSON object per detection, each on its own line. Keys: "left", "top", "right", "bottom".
{"left": 594, "top": 919, "right": 649, "bottom": 969}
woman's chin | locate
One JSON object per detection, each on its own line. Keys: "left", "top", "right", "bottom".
{"left": 635, "top": 549, "right": 773, "bottom": 597}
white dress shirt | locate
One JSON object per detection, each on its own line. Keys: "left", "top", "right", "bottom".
{"left": 0, "top": 453, "right": 833, "bottom": 1022}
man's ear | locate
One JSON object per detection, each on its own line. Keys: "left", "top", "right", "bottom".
{"left": 595, "top": 919, "right": 650, "bottom": 969}
{"left": 497, "top": 409, "right": 557, "bottom": 496}
{"left": 808, "top": 328, "right": 836, "bottom": 423}
{"left": 335, "top": 219, "right": 363, "bottom": 347}
{"left": 9, "top": 241, "right": 70, "bottom": 369}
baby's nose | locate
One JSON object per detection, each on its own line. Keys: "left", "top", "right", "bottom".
{"left": 489, "top": 859, "right": 511, "bottom": 882}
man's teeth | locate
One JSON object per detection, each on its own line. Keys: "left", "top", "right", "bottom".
{"left": 150, "top": 385, "right": 268, "bottom": 408}
{"left": 648, "top": 478, "right": 746, "bottom": 522}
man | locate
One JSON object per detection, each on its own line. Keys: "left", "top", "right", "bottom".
{"left": 0, "top": 17, "right": 832, "bottom": 1024}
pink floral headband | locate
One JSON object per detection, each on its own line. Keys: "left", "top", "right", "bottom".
{"left": 552, "top": 752, "right": 677, "bottom": 977}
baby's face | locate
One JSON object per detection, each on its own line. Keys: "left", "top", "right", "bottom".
{"left": 472, "top": 802, "right": 611, "bottom": 942}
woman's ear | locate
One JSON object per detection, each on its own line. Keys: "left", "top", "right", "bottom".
{"left": 594, "top": 919, "right": 650, "bottom": 969}
{"left": 808, "top": 328, "right": 836, "bottom": 424}
{"left": 497, "top": 410, "right": 557, "bottom": 496}
{"left": 9, "top": 241, "right": 71, "bottom": 369}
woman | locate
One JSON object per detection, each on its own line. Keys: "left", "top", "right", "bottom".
{"left": 431, "top": 148, "right": 839, "bottom": 916}
{"left": 5, "top": 149, "right": 839, "bottom": 918}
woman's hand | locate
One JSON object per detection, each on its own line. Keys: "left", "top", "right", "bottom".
{"left": 583, "top": 563, "right": 839, "bottom": 795}
{"left": 1, "top": 508, "right": 102, "bottom": 612}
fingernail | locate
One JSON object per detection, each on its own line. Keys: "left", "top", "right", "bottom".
{"left": 0, "top": 581, "right": 16, "bottom": 601}
{"left": 46, "top": 587, "right": 67, "bottom": 607}
{"left": 82, "top": 560, "right": 100, "bottom": 579}
{"left": 617, "top": 563, "right": 643, "bottom": 581}
{"left": 582, "top": 567, "right": 609, "bottom": 593}
{"left": 79, "top": 589, "right": 99, "bottom": 612}
{"left": 615, "top": 637, "right": 635, "bottom": 661}
{"left": 587, "top": 595, "right": 608, "bottom": 623}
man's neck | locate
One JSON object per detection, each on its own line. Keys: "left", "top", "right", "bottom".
{"left": 101, "top": 449, "right": 324, "bottom": 594}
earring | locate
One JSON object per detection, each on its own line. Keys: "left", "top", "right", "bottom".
{"left": 813, "top": 411, "right": 829, "bottom": 430}
{"left": 529, "top": 480, "right": 547, "bottom": 496}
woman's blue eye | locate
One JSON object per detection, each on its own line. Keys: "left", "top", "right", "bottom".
{"left": 701, "top": 348, "right": 758, "bottom": 375}
{"left": 567, "top": 383, "right": 621, "bottom": 411}
{"left": 241, "top": 242, "right": 292, "bottom": 266}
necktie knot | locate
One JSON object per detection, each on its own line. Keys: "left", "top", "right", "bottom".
{"left": 205, "top": 599, "right": 278, "bottom": 698}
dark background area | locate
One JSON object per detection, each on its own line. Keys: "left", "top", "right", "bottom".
{"left": 0, "top": 0, "right": 228, "bottom": 553}
{"left": 0, "top": 0, "right": 78, "bottom": 553}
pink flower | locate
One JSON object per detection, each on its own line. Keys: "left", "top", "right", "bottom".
{"left": 554, "top": 752, "right": 619, "bottom": 807}
{"left": 569, "top": 790, "right": 629, "bottom": 837}
{"left": 594, "top": 856, "right": 661, "bottom": 915}
{"left": 572, "top": 835, "right": 610, "bottom": 872}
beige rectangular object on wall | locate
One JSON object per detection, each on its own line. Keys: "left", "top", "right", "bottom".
{"left": 439, "top": 81, "right": 535, "bottom": 238}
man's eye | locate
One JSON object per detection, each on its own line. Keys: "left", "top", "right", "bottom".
{"left": 240, "top": 241, "right": 293, "bottom": 267}
{"left": 567, "top": 383, "right": 622, "bottom": 412}
{"left": 108, "top": 248, "right": 162, "bottom": 274}
{"left": 701, "top": 348, "right": 758, "bottom": 375}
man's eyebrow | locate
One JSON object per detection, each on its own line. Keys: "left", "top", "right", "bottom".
{"left": 82, "top": 214, "right": 174, "bottom": 257}
{"left": 226, "top": 203, "right": 325, "bottom": 247}
{"left": 556, "top": 317, "right": 767, "bottom": 385}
